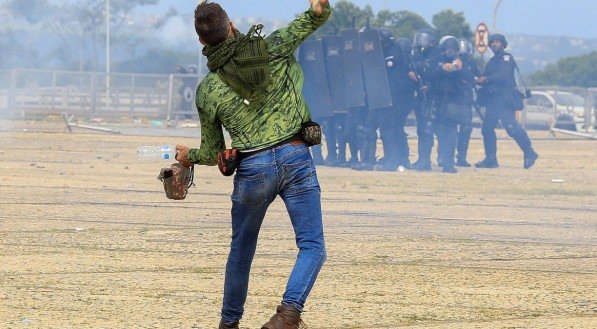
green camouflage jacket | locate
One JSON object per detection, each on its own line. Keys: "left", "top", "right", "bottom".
{"left": 188, "top": 4, "right": 331, "bottom": 166}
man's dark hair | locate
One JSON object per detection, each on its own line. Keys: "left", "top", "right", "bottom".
{"left": 194, "top": 1, "right": 231, "bottom": 47}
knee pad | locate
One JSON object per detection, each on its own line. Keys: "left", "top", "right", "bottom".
{"left": 356, "top": 125, "right": 366, "bottom": 141}
{"left": 422, "top": 121, "right": 434, "bottom": 136}
{"left": 504, "top": 123, "right": 522, "bottom": 138}
{"left": 459, "top": 123, "right": 473, "bottom": 135}
{"left": 481, "top": 123, "right": 494, "bottom": 135}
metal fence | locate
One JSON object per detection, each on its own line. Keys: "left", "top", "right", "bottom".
{"left": 0, "top": 69, "right": 203, "bottom": 121}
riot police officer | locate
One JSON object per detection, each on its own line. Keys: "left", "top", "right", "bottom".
{"left": 374, "top": 28, "right": 411, "bottom": 171}
{"left": 409, "top": 29, "right": 438, "bottom": 171}
{"left": 432, "top": 36, "right": 476, "bottom": 173}
{"left": 393, "top": 37, "right": 418, "bottom": 168}
{"left": 351, "top": 26, "right": 385, "bottom": 171}
{"left": 455, "top": 38, "right": 480, "bottom": 167}
{"left": 475, "top": 34, "right": 539, "bottom": 169}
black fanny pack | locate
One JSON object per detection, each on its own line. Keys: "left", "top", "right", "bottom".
{"left": 300, "top": 121, "right": 322, "bottom": 147}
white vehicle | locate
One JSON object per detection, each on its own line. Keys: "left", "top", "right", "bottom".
{"left": 522, "top": 90, "right": 591, "bottom": 130}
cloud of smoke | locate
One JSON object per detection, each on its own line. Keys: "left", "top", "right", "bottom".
{"left": 155, "top": 16, "right": 197, "bottom": 52}
{"left": 0, "top": 70, "right": 13, "bottom": 123}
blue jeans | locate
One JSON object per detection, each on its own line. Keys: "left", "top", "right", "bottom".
{"left": 221, "top": 141, "right": 326, "bottom": 323}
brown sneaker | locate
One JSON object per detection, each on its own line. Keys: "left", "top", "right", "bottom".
{"left": 261, "top": 304, "right": 307, "bottom": 329}
{"left": 219, "top": 319, "right": 239, "bottom": 329}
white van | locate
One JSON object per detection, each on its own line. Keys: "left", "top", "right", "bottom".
{"left": 522, "top": 90, "right": 591, "bottom": 130}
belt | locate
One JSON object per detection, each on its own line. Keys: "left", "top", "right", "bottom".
{"left": 239, "top": 134, "right": 304, "bottom": 160}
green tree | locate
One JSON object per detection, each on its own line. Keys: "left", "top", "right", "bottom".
{"left": 375, "top": 10, "right": 431, "bottom": 39}
{"left": 432, "top": 9, "right": 473, "bottom": 40}
{"left": 318, "top": 1, "right": 430, "bottom": 41}
{"left": 317, "top": 0, "right": 374, "bottom": 35}
{"left": 529, "top": 52, "right": 597, "bottom": 87}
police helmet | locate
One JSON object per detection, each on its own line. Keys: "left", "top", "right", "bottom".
{"left": 439, "top": 36, "right": 458, "bottom": 52}
{"left": 413, "top": 29, "right": 437, "bottom": 52}
{"left": 457, "top": 38, "right": 474, "bottom": 56}
{"left": 438, "top": 35, "right": 455, "bottom": 46}
{"left": 439, "top": 36, "right": 459, "bottom": 59}
{"left": 378, "top": 27, "right": 395, "bottom": 48}
{"left": 488, "top": 33, "right": 508, "bottom": 48}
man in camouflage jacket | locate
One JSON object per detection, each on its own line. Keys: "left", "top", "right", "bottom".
{"left": 175, "top": 1, "right": 331, "bottom": 328}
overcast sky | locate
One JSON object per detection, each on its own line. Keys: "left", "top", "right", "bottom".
{"left": 154, "top": 0, "right": 597, "bottom": 39}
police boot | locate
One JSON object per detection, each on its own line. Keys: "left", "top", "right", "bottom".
{"left": 442, "top": 166, "right": 458, "bottom": 174}
{"left": 330, "top": 145, "right": 347, "bottom": 167}
{"left": 374, "top": 155, "right": 398, "bottom": 172}
{"left": 219, "top": 319, "right": 239, "bottom": 329}
{"left": 440, "top": 148, "right": 457, "bottom": 173}
{"left": 261, "top": 304, "right": 306, "bottom": 329}
{"left": 343, "top": 157, "right": 358, "bottom": 168}
{"left": 375, "top": 163, "right": 397, "bottom": 172}
{"left": 410, "top": 159, "right": 432, "bottom": 171}
{"left": 523, "top": 151, "right": 539, "bottom": 169}
{"left": 352, "top": 161, "right": 374, "bottom": 171}
{"left": 398, "top": 159, "right": 412, "bottom": 170}
{"left": 475, "top": 157, "right": 499, "bottom": 168}
{"left": 455, "top": 157, "right": 471, "bottom": 167}
{"left": 439, "top": 153, "right": 457, "bottom": 173}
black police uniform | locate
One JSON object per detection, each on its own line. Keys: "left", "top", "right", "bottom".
{"left": 431, "top": 52, "right": 475, "bottom": 173}
{"left": 410, "top": 48, "right": 438, "bottom": 170}
{"left": 455, "top": 54, "right": 480, "bottom": 167}
{"left": 393, "top": 42, "right": 418, "bottom": 168}
{"left": 375, "top": 39, "right": 414, "bottom": 170}
{"left": 350, "top": 105, "right": 377, "bottom": 171}
{"left": 352, "top": 28, "right": 388, "bottom": 172}
{"left": 477, "top": 48, "right": 538, "bottom": 169}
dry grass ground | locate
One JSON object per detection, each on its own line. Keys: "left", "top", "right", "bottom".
{"left": 0, "top": 119, "right": 595, "bottom": 329}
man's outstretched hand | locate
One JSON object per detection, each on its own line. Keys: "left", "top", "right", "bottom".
{"left": 311, "top": 0, "right": 329, "bottom": 16}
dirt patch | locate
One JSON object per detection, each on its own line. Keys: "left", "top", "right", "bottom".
{"left": 0, "top": 120, "right": 595, "bottom": 328}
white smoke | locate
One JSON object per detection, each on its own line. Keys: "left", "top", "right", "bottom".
{"left": 155, "top": 16, "right": 197, "bottom": 51}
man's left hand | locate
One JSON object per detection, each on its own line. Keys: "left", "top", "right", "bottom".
{"left": 175, "top": 144, "right": 193, "bottom": 168}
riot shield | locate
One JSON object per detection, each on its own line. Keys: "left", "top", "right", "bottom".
{"left": 321, "top": 35, "right": 346, "bottom": 113}
{"left": 178, "top": 75, "right": 199, "bottom": 119}
{"left": 340, "top": 29, "right": 366, "bottom": 109}
{"left": 298, "top": 38, "right": 333, "bottom": 119}
{"left": 358, "top": 29, "right": 393, "bottom": 110}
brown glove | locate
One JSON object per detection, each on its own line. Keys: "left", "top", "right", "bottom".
{"left": 157, "top": 163, "right": 194, "bottom": 200}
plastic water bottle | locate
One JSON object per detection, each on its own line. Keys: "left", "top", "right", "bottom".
{"left": 136, "top": 145, "right": 176, "bottom": 160}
